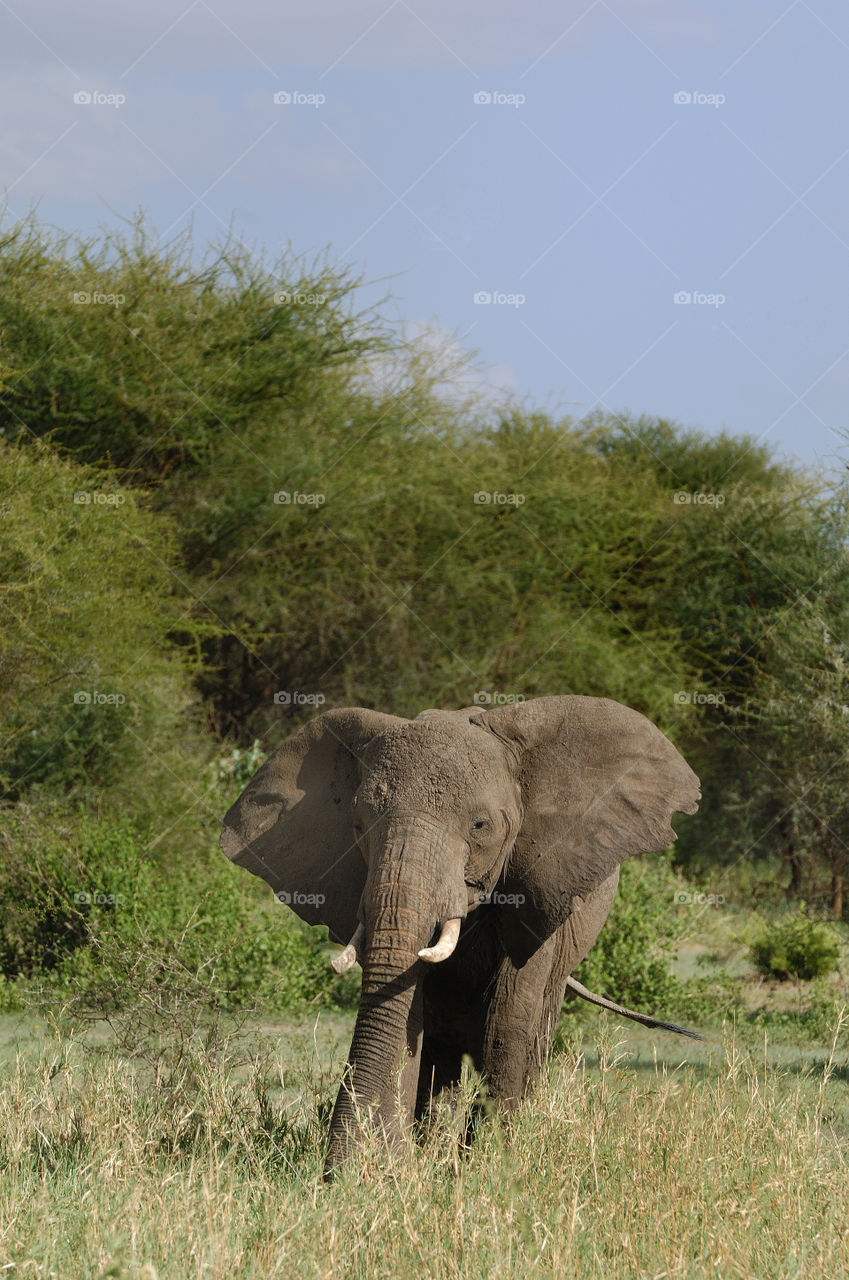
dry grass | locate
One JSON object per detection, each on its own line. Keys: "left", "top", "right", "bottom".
{"left": 1, "top": 1013, "right": 848, "bottom": 1279}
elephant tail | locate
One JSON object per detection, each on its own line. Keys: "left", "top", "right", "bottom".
{"left": 564, "top": 976, "right": 704, "bottom": 1041}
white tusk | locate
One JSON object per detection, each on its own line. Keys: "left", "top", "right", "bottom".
{"left": 331, "top": 922, "right": 364, "bottom": 974}
{"left": 418, "top": 917, "right": 462, "bottom": 964}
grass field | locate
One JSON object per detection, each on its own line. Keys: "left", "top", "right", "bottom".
{"left": 1, "top": 1007, "right": 847, "bottom": 1280}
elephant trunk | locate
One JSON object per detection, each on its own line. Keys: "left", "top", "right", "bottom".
{"left": 323, "top": 814, "right": 465, "bottom": 1177}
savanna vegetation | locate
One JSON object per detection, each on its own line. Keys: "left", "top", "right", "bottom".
{"left": 2, "top": 1014, "right": 848, "bottom": 1279}
{"left": 1, "top": 213, "right": 848, "bottom": 1277}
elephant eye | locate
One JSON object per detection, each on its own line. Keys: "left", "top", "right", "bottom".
{"left": 471, "top": 817, "right": 487, "bottom": 832}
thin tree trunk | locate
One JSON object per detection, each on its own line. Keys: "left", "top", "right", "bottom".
{"left": 780, "top": 809, "right": 802, "bottom": 900}
{"left": 831, "top": 870, "right": 844, "bottom": 920}
{"left": 787, "top": 852, "right": 803, "bottom": 899}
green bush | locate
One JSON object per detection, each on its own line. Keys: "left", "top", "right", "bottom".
{"left": 0, "top": 809, "right": 154, "bottom": 979}
{"left": 0, "top": 214, "right": 385, "bottom": 479}
{"left": 0, "top": 807, "right": 350, "bottom": 1013}
{"left": 0, "top": 439, "right": 211, "bottom": 853}
{"left": 574, "top": 854, "right": 686, "bottom": 1012}
{"left": 748, "top": 910, "right": 842, "bottom": 981}
{"left": 570, "top": 854, "right": 738, "bottom": 1029}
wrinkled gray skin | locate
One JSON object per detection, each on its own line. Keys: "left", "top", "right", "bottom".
{"left": 220, "top": 695, "right": 700, "bottom": 1177}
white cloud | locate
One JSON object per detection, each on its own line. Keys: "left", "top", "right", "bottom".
{"left": 360, "top": 319, "right": 517, "bottom": 412}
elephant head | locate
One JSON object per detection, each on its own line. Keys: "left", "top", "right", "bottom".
{"left": 220, "top": 696, "right": 699, "bottom": 1175}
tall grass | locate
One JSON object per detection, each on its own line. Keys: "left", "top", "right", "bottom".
{"left": 1, "top": 1014, "right": 846, "bottom": 1278}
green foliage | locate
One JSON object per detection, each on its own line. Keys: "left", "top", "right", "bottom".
{"left": 748, "top": 910, "right": 842, "bottom": 981}
{"left": 0, "top": 808, "right": 349, "bottom": 1013}
{"left": 4, "top": 209, "right": 849, "bottom": 1012}
{"left": 0, "top": 439, "right": 212, "bottom": 847}
{"left": 190, "top": 406, "right": 700, "bottom": 740}
{"left": 670, "top": 472, "right": 849, "bottom": 905}
{"left": 0, "top": 809, "right": 151, "bottom": 979}
{"left": 747, "top": 979, "right": 848, "bottom": 1041}
{"left": 587, "top": 412, "right": 792, "bottom": 493}
{"left": 570, "top": 855, "right": 739, "bottom": 1029}
{"left": 574, "top": 856, "right": 684, "bottom": 1011}
{"left": 207, "top": 740, "right": 268, "bottom": 793}
{"left": 0, "top": 214, "right": 386, "bottom": 480}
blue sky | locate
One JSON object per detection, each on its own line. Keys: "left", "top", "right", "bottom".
{"left": 4, "top": 0, "right": 849, "bottom": 469}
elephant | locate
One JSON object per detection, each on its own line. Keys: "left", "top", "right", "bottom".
{"left": 220, "top": 694, "right": 701, "bottom": 1177}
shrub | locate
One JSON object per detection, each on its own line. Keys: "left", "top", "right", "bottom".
{"left": 574, "top": 854, "right": 686, "bottom": 1012}
{"left": 0, "top": 807, "right": 350, "bottom": 1013}
{"left": 0, "top": 439, "right": 211, "bottom": 852}
{"left": 748, "top": 910, "right": 842, "bottom": 981}
{"left": 568, "top": 854, "right": 739, "bottom": 1030}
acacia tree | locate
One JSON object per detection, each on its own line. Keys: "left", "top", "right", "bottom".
{"left": 754, "top": 602, "right": 849, "bottom": 917}
{"left": 0, "top": 439, "right": 208, "bottom": 843}
{"left": 687, "top": 468, "right": 849, "bottom": 918}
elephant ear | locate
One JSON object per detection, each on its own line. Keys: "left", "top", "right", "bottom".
{"left": 220, "top": 708, "right": 405, "bottom": 944}
{"left": 475, "top": 695, "right": 700, "bottom": 964}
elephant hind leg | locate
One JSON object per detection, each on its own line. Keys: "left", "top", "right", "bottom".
{"left": 414, "top": 1036, "right": 491, "bottom": 1154}
{"left": 414, "top": 1036, "right": 465, "bottom": 1120}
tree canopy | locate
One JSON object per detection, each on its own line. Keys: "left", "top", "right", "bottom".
{"left": 2, "top": 212, "right": 848, "bottom": 916}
